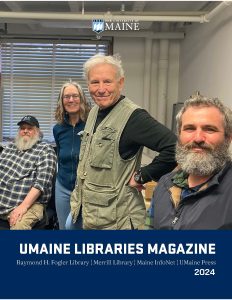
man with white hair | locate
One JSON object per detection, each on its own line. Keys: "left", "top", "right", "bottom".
{"left": 0, "top": 115, "right": 56, "bottom": 229}
{"left": 151, "top": 95, "right": 232, "bottom": 229}
{"left": 70, "top": 54, "right": 177, "bottom": 230}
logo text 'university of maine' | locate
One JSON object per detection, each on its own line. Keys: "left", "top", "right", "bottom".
{"left": 92, "top": 19, "right": 140, "bottom": 33}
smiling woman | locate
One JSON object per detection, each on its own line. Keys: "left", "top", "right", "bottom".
{"left": 53, "top": 81, "right": 91, "bottom": 230}
{"left": 62, "top": 86, "right": 81, "bottom": 117}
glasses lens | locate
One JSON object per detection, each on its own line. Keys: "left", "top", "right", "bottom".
{"left": 63, "top": 94, "right": 80, "bottom": 100}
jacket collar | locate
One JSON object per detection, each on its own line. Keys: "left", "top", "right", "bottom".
{"left": 172, "top": 160, "right": 232, "bottom": 189}
{"left": 64, "top": 114, "right": 82, "bottom": 127}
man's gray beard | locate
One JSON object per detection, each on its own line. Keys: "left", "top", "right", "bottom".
{"left": 15, "top": 133, "right": 40, "bottom": 151}
{"left": 176, "top": 139, "right": 231, "bottom": 176}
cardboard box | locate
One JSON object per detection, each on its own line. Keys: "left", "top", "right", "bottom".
{"left": 145, "top": 181, "right": 157, "bottom": 201}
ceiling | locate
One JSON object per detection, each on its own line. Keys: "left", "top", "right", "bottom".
{"left": 0, "top": 1, "right": 222, "bottom": 38}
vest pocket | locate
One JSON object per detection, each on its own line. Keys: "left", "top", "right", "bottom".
{"left": 124, "top": 185, "right": 146, "bottom": 229}
{"left": 90, "top": 127, "right": 116, "bottom": 169}
{"left": 83, "top": 188, "right": 117, "bottom": 229}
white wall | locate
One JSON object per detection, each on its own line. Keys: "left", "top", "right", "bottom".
{"left": 114, "top": 37, "right": 145, "bottom": 107}
{"left": 179, "top": 4, "right": 232, "bottom": 107}
{"left": 114, "top": 36, "right": 180, "bottom": 129}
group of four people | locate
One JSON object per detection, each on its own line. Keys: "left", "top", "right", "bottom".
{"left": 0, "top": 53, "right": 232, "bottom": 230}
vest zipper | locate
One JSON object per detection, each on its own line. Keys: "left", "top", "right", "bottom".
{"left": 168, "top": 190, "right": 181, "bottom": 228}
{"left": 71, "top": 126, "right": 75, "bottom": 184}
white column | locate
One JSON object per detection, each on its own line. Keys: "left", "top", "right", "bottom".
{"left": 157, "top": 23, "right": 170, "bottom": 125}
{"left": 143, "top": 38, "right": 152, "bottom": 111}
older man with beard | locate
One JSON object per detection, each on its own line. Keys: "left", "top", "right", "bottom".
{"left": 0, "top": 115, "right": 56, "bottom": 229}
{"left": 149, "top": 95, "right": 232, "bottom": 229}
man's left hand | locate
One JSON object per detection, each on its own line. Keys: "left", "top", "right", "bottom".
{"left": 8, "top": 204, "right": 28, "bottom": 227}
{"left": 128, "top": 172, "right": 146, "bottom": 192}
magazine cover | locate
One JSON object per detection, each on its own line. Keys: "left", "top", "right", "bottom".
{"left": 0, "top": 0, "right": 232, "bottom": 299}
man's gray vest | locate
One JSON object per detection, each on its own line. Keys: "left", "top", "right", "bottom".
{"left": 70, "top": 98, "right": 146, "bottom": 229}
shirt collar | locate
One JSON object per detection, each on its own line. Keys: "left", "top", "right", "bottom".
{"left": 172, "top": 170, "right": 189, "bottom": 188}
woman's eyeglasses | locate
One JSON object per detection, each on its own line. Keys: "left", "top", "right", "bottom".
{"left": 63, "top": 94, "right": 80, "bottom": 100}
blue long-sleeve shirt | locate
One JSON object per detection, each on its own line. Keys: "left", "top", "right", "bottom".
{"left": 53, "top": 118, "right": 85, "bottom": 191}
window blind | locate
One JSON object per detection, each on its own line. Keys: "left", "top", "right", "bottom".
{"left": 0, "top": 40, "right": 110, "bottom": 142}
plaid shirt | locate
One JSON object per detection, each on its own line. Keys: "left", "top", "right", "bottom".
{"left": 0, "top": 141, "right": 57, "bottom": 215}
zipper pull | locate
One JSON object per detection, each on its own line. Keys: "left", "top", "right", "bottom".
{"left": 172, "top": 217, "right": 179, "bottom": 225}
{"left": 77, "top": 130, "right": 84, "bottom": 136}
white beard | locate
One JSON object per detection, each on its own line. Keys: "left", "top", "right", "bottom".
{"left": 15, "top": 132, "right": 40, "bottom": 151}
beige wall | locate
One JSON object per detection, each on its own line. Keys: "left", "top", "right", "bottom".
{"left": 179, "top": 4, "right": 232, "bottom": 107}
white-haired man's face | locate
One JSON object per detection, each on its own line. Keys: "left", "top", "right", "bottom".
{"left": 15, "top": 124, "right": 40, "bottom": 151}
{"left": 88, "top": 63, "right": 124, "bottom": 109}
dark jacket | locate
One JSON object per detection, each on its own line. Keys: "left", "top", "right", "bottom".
{"left": 153, "top": 161, "right": 232, "bottom": 230}
{"left": 53, "top": 117, "right": 85, "bottom": 191}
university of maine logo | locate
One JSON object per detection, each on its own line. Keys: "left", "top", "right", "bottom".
{"left": 92, "top": 19, "right": 105, "bottom": 34}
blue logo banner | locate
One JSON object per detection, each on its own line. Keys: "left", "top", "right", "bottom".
{"left": 0, "top": 230, "right": 231, "bottom": 299}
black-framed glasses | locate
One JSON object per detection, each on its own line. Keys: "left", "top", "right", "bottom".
{"left": 63, "top": 94, "right": 80, "bottom": 100}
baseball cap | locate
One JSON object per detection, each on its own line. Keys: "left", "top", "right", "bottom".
{"left": 17, "top": 115, "right": 40, "bottom": 128}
